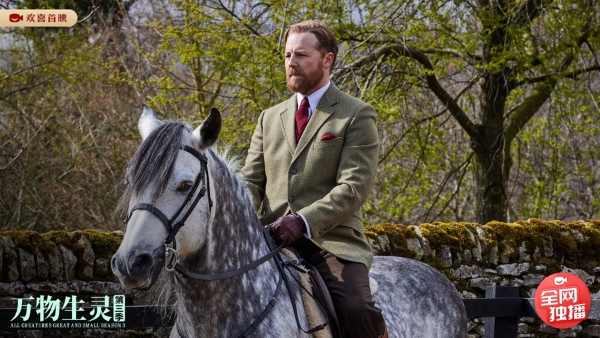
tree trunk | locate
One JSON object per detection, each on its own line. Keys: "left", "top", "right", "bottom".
{"left": 471, "top": 135, "right": 510, "bottom": 223}
{"left": 472, "top": 66, "right": 513, "bottom": 223}
{"left": 472, "top": 0, "right": 512, "bottom": 224}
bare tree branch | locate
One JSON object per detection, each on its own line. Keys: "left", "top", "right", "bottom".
{"left": 0, "top": 114, "right": 53, "bottom": 172}
{"left": 76, "top": 5, "right": 100, "bottom": 24}
{"left": 515, "top": 65, "right": 600, "bottom": 86}
{"left": 508, "top": 0, "right": 556, "bottom": 26}
{"left": 333, "top": 44, "right": 480, "bottom": 139}
{"left": 506, "top": 21, "right": 594, "bottom": 142}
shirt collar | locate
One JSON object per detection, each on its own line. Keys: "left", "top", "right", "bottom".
{"left": 297, "top": 81, "right": 331, "bottom": 114}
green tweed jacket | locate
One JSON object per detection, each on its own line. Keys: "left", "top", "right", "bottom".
{"left": 242, "top": 83, "right": 379, "bottom": 268}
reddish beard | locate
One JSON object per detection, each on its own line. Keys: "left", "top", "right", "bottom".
{"left": 286, "top": 66, "right": 325, "bottom": 95}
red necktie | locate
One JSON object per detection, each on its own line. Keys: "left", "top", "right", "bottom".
{"left": 295, "top": 97, "right": 309, "bottom": 142}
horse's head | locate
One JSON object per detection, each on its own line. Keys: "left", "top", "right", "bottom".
{"left": 111, "top": 105, "right": 221, "bottom": 290}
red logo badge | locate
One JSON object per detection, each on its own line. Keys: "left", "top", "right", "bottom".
{"left": 9, "top": 14, "right": 24, "bottom": 22}
{"left": 534, "top": 272, "right": 591, "bottom": 329}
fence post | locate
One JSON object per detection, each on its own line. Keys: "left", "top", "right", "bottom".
{"left": 484, "top": 286, "right": 520, "bottom": 338}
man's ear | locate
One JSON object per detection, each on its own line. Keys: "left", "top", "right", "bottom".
{"left": 323, "top": 52, "right": 335, "bottom": 70}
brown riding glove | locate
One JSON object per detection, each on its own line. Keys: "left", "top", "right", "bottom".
{"left": 268, "top": 213, "right": 306, "bottom": 247}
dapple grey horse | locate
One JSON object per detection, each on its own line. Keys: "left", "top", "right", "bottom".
{"left": 111, "top": 105, "right": 468, "bottom": 337}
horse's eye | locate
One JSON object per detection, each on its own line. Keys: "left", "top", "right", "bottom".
{"left": 177, "top": 181, "right": 193, "bottom": 192}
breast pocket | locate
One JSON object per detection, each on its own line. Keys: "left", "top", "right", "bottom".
{"left": 313, "top": 137, "right": 343, "bottom": 150}
{"left": 305, "top": 138, "right": 343, "bottom": 181}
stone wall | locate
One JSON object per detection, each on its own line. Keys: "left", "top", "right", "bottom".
{"left": 0, "top": 219, "right": 599, "bottom": 337}
{"left": 0, "top": 230, "right": 166, "bottom": 337}
{"left": 365, "top": 219, "right": 600, "bottom": 338}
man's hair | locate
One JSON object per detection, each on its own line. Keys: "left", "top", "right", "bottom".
{"left": 284, "top": 20, "right": 338, "bottom": 66}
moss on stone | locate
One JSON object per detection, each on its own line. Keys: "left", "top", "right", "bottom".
{"left": 419, "top": 222, "right": 476, "bottom": 267}
{"left": 80, "top": 229, "right": 123, "bottom": 260}
{"left": 31, "top": 233, "right": 56, "bottom": 253}
{"left": 40, "top": 230, "right": 123, "bottom": 261}
{"left": 483, "top": 221, "right": 532, "bottom": 263}
{"left": 526, "top": 219, "right": 582, "bottom": 266}
{"left": 419, "top": 223, "right": 460, "bottom": 249}
{"left": 42, "top": 230, "right": 74, "bottom": 250}
{"left": 588, "top": 220, "right": 600, "bottom": 231}
{"left": 589, "top": 283, "right": 600, "bottom": 295}
{"left": 579, "top": 228, "right": 600, "bottom": 269}
{"left": 536, "top": 258, "right": 562, "bottom": 274}
{"left": 365, "top": 223, "right": 417, "bottom": 257}
{"left": 367, "top": 219, "right": 600, "bottom": 273}
{"left": 421, "top": 254, "right": 445, "bottom": 270}
{"left": 1, "top": 230, "right": 39, "bottom": 254}
{"left": 476, "top": 218, "right": 600, "bottom": 268}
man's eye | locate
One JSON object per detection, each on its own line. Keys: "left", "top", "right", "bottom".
{"left": 177, "top": 181, "right": 193, "bottom": 192}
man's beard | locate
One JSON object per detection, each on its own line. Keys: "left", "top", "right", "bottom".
{"left": 286, "top": 67, "right": 325, "bottom": 95}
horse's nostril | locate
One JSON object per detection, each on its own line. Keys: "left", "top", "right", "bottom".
{"left": 130, "top": 253, "right": 153, "bottom": 271}
{"left": 110, "top": 255, "right": 122, "bottom": 273}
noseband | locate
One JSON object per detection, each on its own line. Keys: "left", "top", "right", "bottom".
{"left": 123, "top": 145, "right": 212, "bottom": 271}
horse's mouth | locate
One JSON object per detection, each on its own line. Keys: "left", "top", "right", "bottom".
{"left": 137, "top": 254, "right": 164, "bottom": 290}
{"left": 131, "top": 278, "right": 153, "bottom": 291}
{"left": 129, "top": 266, "right": 155, "bottom": 290}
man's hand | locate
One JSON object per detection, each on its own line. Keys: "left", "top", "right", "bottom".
{"left": 268, "top": 213, "right": 306, "bottom": 247}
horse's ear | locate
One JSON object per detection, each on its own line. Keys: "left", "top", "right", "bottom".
{"left": 193, "top": 108, "right": 222, "bottom": 148}
{"left": 138, "top": 104, "right": 163, "bottom": 141}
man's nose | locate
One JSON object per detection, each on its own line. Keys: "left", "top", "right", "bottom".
{"left": 287, "top": 54, "right": 298, "bottom": 66}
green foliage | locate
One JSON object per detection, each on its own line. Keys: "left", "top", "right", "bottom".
{"left": 513, "top": 78, "right": 600, "bottom": 219}
{"left": 1, "top": 0, "right": 599, "bottom": 232}
{"left": 0, "top": 13, "right": 139, "bottom": 231}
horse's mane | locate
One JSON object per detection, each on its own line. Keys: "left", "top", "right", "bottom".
{"left": 116, "top": 121, "right": 192, "bottom": 214}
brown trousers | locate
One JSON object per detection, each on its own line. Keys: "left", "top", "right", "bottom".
{"left": 292, "top": 237, "right": 386, "bottom": 338}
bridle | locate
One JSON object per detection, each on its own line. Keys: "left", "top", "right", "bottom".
{"left": 122, "top": 145, "right": 327, "bottom": 337}
{"left": 123, "top": 145, "right": 213, "bottom": 271}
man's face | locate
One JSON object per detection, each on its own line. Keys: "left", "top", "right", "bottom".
{"left": 285, "top": 32, "right": 332, "bottom": 95}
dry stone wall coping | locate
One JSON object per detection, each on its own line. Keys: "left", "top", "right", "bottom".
{"left": 0, "top": 229, "right": 123, "bottom": 284}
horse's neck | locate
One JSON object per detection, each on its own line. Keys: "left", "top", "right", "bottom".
{"left": 173, "top": 154, "right": 282, "bottom": 336}
{"left": 205, "top": 154, "right": 271, "bottom": 270}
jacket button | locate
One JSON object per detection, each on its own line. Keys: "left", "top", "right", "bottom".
{"left": 288, "top": 197, "right": 295, "bottom": 203}
{"left": 291, "top": 168, "right": 297, "bottom": 174}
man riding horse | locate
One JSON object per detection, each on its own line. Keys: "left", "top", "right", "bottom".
{"left": 242, "top": 20, "right": 387, "bottom": 338}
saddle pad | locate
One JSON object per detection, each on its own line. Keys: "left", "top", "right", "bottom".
{"left": 281, "top": 249, "right": 332, "bottom": 338}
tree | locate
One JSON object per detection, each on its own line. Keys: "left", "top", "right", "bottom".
{"left": 3, "top": 0, "right": 598, "bottom": 231}
{"left": 130, "top": 0, "right": 600, "bottom": 225}
{"left": 331, "top": 0, "right": 600, "bottom": 223}
{"left": 0, "top": 4, "right": 142, "bottom": 231}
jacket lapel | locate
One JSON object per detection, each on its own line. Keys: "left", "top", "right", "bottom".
{"left": 294, "top": 85, "right": 339, "bottom": 156}
{"left": 279, "top": 95, "right": 298, "bottom": 155}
